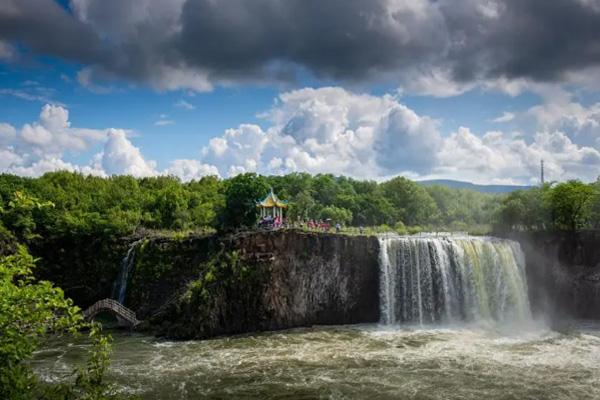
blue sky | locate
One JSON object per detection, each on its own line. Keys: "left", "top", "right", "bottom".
{"left": 1, "top": 0, "right": 600, "bottom": 184}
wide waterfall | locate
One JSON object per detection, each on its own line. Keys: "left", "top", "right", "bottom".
{"left": 112, "top": 240, "right": 141, "bottom": 304}
{"left": 378, "top": 235, "right": 531, "bottom": 325}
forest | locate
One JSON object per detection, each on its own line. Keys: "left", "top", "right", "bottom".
{"left": 1, "top": 171, "right": 599, "bottom": 243}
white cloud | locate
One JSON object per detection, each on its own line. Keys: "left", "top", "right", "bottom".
{"left": 0, "top": 104, "right": 221, "bottom": 181}
{"left": 174, "top": 99, "right": 195, "bottom": 110}
{"left": 154, "top": 119, "right": 175, "bottom": 126}
{"left": 198, "top": 87, "right": 442, "bottom": 177}
{"left": 491, "top": 112, "right": 515, "bottom": 123}
{"left": 0, "top": 88, "right": 61, "bottom": 104}
{"left": 164, "top": 159, "right": 219, "bottom": 181}
{"left": 100, "top": 129, "right": 157, "bottom": 177}
{"left": 2, "top": 90, "right": 600, "bottom": 184}
{"left": 197, "top": 87, "right": 600, "bottom": 183}
{"left": 527, "top": 96, "right": 600, "bottom": 145}
{"left": 436, "top": 127, "right": 600, "bottom": 184}
{"left": 399, "top": 68, "right": 476, "bottom": 98}
{"left": 0, "top": 122, "right": 16, "bottom": 144}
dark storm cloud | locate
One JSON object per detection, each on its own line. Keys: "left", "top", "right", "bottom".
{"left": 439, "top": 0, "right": 600, "bottom": 82}
{"left": 2, "top": 0, "right": 600, "bottom": 90}
{"left": 0, "top": 0, "right": 105, "bottom": 64}
{"left": 177, "top": 0, "right": 445, "bottom": 81}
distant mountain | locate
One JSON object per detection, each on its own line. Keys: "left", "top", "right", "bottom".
{"left": 417, "top": 179, "right": 531, "bottom": 194}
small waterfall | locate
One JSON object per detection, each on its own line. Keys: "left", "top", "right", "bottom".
{"left": 378, "top": 234, "right": 531, "bottom": 325}
{"left": 112, "top": 240, "right": 141, "bottom": 305}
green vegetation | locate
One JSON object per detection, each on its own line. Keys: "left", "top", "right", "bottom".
{"left": 0, "top": 172, "right": 223, "bottom": 241}
{"left": 495, "top": 179, "right": 600, "bottom": 232}
{"left": 0, "top": 171, "right": 504, "bottom": 237}
{"left": 152, "top": 249, "right": 268, "bottom": 339}
{"left": 1, "top": 172, "right": 598, "bottom": 243}
{"left": 0, "top": 246, "right": 117, "bottom": 399}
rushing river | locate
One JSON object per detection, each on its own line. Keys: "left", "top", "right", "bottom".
{"left": 32, "top": 322, "right": 600, "bottom": 400}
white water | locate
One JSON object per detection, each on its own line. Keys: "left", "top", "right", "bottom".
{"left": 378, "top": 234, "right": 531, "bottom": 325}
{"left": 31, "top": 324, "right": 600, "bottom": 399}
{"left": 111, "top": 240, "right": 141, "bottom": 304}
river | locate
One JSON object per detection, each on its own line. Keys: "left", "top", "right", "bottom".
{"left": 32, "top": 322, "right": 600, "bottom": 400}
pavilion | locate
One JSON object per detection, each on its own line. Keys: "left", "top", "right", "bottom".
{"left": 257, "top": 188, "right": 288, "bottom": 219}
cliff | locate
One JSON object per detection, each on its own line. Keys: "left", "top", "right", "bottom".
{"left": 26, "top": 228, "right": 600, "bottom": 339}
{"left": 138, "top": 230, "right": 380, "bottom": 339}
{"left": 506, "top": 231, "right": 600, "bottom": 321}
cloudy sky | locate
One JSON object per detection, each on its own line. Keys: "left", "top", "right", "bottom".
{"left": 1, "top": 0, "right": 600, "bottom": 184}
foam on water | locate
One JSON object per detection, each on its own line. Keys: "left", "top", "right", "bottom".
{"left": 31, "top": 324, "right": 600, "bottom": 400}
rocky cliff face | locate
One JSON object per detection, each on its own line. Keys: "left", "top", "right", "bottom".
{"left": 507, "top": 231, "right": 600, "bottom": 321}
{"left": 29, "top": 228, "right": 600, "bottom": 339}
{"left": 228, "top": 230, "right": 380, "bottom": 329}
{"left": 128, "top": 230, "right": 380, "bottom": 339}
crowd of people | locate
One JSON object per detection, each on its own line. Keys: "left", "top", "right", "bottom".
{"left": 257, "top": 215, "right": 286, "bottom": 229}
{"left": 258, "top": 216, "right": 348, "bottom": 233}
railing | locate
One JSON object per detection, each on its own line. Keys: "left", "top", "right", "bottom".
{"left": 83, "top": 298, "right": 141, "bottom": 327}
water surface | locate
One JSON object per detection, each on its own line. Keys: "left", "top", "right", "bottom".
{"left": 32, "top": 322, "right": 600, "bottom": 399}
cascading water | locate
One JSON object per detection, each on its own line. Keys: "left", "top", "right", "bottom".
{"left": 378, "top": 234, "right": 531, "bottom": 325}
{"left": 112, "top": 240, "right": 141, "bottom": 304}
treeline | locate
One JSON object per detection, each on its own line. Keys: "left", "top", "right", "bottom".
{"left": 2, "top": 171, "right": 597, "bottom": 240}
{"left": 495, "top": 180, "right": 600, "bottom": 232}
{"left": 0, "top": 171, "right": 501, "bottom": 240}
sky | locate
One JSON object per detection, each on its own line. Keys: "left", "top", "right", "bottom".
{"left": 1, "top": 0, "right": 600, "bottom": 185}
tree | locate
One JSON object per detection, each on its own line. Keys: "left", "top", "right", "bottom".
{"left": 590, "top": 178, "right": 600, "bottom": 229}
{"left": 220, "top": 173, "right": 270, "bottom": 230}
{"left": 288, "top": 190, "right": 317, "bottom": 221}
{"left": 319, "top": 206, "right": 353, "bottom": 225}
{"left": 381, "top": 177, "right": 439, "bottom": 226}
{"left": 547, "top": 180, "right": 595, "bottom": 231}
{"left": 0, "top": 246, "right": 116, "bottom": 399}
{"left": 1, "top": 191, "right": 54, "bottom": 240}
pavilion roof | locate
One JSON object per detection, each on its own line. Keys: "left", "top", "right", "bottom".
{"left": 257, "top": 188, "right": 288, "bottom": 208}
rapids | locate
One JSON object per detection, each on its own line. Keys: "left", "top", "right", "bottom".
{"left": 31, "top": 324, "right": 600, "bottom": 399}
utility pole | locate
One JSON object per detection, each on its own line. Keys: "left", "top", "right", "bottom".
{"left": 540, "top": 159, "right": 545, "bottom": 185}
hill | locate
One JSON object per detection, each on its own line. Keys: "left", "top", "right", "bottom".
{"left": 418, "top": 179, "right": 531, "bottom": 194}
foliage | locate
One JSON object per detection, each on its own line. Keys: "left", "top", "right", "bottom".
{"left": 10, "top": 170, "right": 600, "bottom": 237}
{"left": 1, "top": 191, "right": 54, "bottom": 240}
{"left": 220, "top": 173, "right": 270, "bottom": 230}
{"left": 156, "top": 249, "right": 268, "bottom": 339}
{"left": 381, "top": 177, "right": 438, "bottom": 226}
{"left": 319, "top": 206, "right": 353, "bottom": 225}
{"left": 495, "top": 180, "right": 600, "bottom": 232}
{"left": 547, "top": 180, "right": 595, "bottom": 231}
{"left": 0, "top": 246, "right": 118, "bottom": 399}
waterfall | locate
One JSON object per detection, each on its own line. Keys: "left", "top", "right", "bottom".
{"left": 112, "top": 240, "right": 141, "bottom": 304}
{"left": 378, "top": 235, "right": 531, "bottom": 325}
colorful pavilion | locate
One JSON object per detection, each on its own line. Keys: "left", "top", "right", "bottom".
{"left": 257, "top": 188, "right": 288, "bottom": 219}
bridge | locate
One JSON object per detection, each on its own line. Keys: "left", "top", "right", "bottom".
{"left": 83, "top": 298, "right": 141, "bottom": 328}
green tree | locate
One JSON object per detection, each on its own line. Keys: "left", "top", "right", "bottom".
{"left": 220, "top": 173, "right": 270, "bottom": 230}
{"left": 288, "top": 190, "right": 317, "bottom": 221}
{"left": 590, "top": 178, "right": 600, "bottom": 229}
{"left": 381, "top": 177, "right": 439, "bottom": 226}
{"left": 319, "top": 206, "right": 353, "bottom": 225}
{"left": 1, "top": 191, "right": 54, "bottom": 240}
{"left": 547, "top": 180, "right": 595, "bottom": 231}
{"left": 0, "top": 246, "right": 115, "bottom": 399}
